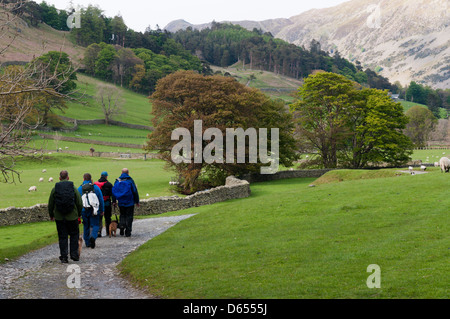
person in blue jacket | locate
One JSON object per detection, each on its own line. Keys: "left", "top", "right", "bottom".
{"left": 112, "top": 168, "right": 139, "bottom": 237}
{"left": 78, "top": 173, "right": 104, "bottom": 249}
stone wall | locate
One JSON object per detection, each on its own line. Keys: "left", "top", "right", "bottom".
{"left": 0, "top": 176, "right": 251, "bottom": 227}
{"left": 0, "top": 170, "right": 334, "bottom": 227}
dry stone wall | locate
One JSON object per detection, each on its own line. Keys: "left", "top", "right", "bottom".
{"left": 0, "top": 176, "right": 251, "bottom": 227}
{"left": 0, "top": 170, "right": 332, "bottom": 227}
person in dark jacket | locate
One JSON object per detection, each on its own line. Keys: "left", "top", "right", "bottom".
{"left": 78, "top": 173, "right": 104, "bottom": 249}
{"left": 94, "top": 171, "right": 113, "bottom": 237}
{"left": 48, "top": 170, "right": 83, "bottom": 263}
{"left": 112, "top": 168, "right": 139, "bottom": 237}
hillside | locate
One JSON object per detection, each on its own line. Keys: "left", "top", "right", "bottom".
{"left": 165, "top": 0, "right": 450, "bottom": 89}
{"left": 0, "top": 15, "right": 84, "bottom": 64}
{"left": 211, "top": 64, "right": 302, "bottom": 103}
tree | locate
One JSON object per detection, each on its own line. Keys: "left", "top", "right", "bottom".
{"left": 33, "top": 51, "right": 77, "bottom": 94}
{"left": 290, "top": 72, "right": 356, "bottom": 168}
{"left": 146, "top": 70, "right": 298, "bottom": 193}
{"left": 339, "top": 89, "right": 413, "bottom": 168}
{"left": 95, "top": 83, "right": 125, "bottom": 125}
{"left": 291, "top": 72, "right": 413, "bottom": 168}
{"left": 405, "top": 105, "right": 438, "bottom": 148}
{"left": 70, "top": 5, "right": 106, "bottom": 46}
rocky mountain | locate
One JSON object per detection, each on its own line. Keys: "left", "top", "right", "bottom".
{"left": 165, "top": 0, "right": 450, "bottom": 89}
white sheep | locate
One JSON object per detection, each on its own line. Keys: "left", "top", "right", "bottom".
{"left": 28, "top": 186, "right": 37, "bottom": 192}
{"left": 434, "top": 162, "right": 439, "bottom": 167}
{"left": 42, "top": 169, "right": 47, "bottom": 173}
{"left": 48, "top": 177, "right": 54, "bottom": 182}
{"left": 439, "top": 157, "right": 450, "bottom": 173}
{"left": 420, "top": 165, "right": 427, "bottom": 171}
{"left": 408, "top": 166, "right": 413, "bottom": 172}
{"left": 39, "top": 177, "right": 44, "bottom": 182}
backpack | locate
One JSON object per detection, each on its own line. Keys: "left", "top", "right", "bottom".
{"left": 81, "top": 183, "right": 100, "bottom": 215}
{"left": 94, "top": 181, "right": 112, "bottom": 202}
{"left": 54, "top": 181, "right": 75, "bottom": 215}
{"left": 112, "top": 178, "right": 133, "bottom": 204}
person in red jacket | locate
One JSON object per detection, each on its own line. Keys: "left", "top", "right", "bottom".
{"left": 94, "top": 171, "right": 114, "bottom": 237}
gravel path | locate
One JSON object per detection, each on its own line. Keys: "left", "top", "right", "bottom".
{"left": 0, "top": 214, "right": 195, "bottom": 299}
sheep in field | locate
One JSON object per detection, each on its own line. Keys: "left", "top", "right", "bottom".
{"left": 42, "top": 169, "right": 47, "bottom": 173}
{"left": 28, "top": 186, "right": 37, "bottom": 192}
{"left": 420, "top": 165, "right": 427, "bottom": 171}
{"left": 49, "top": 177, "right": 54, "bottom": 182}
{"left": 439, "top": 157, "right": 450, "bottom": 173}
{"left": 434, "top": 162, "right": 439, "bottom": 167}
{"left": 39, "top": 178, "right": 44, "bottom": 182}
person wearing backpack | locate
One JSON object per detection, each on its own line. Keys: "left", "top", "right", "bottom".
{"left": 48, "top": 170, "right": 83, "bottom": 263}
{"left": 112, "top": 168, "right": 139, "bottom": 237}
{"left": 78, "top": 173, "right": 104, "bottom": 249}
{"left": 94, "top": 171, "right": 113, "bottom": 237}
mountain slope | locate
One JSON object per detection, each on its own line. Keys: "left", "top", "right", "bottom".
{"left": 0, "top": 12, "right": 84, "bottom": 64}
{"left": 165, "top": 0, "right": 450, "bottom": 89}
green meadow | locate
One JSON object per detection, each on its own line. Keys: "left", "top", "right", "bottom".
{"left": 0, "top": 154, "right": 175, "bottom": 209}
{"left": 119, "top": 170, "right": 449, "bottom": 299}
{"left": 55, "top": 73, "right": 154, "bottom": 126}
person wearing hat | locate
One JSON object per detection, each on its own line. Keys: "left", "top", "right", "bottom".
{"left": 94, "top": 171, "right": 114, "bottom": 237}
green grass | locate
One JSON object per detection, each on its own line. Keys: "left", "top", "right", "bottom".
{"left": 28, "top": 136, "right": 147, "bottom": 154}
{"left": 38, "top": 124, "right": 150, "bottom": 146}
{"left": 410, "top": 149, "right": 450, "bottom": 162}
{"left": 0, "top": 154, "right": 175, "bottom": 209}
{"left": 0, "top": 222, "right": 58, "bottom": 263}
{"left": 119, "top": 170, "right": 449, "bottom": 299}
{"left": 400, "top": 101, "right": 448, "bottom": 119}
{"left": 56, "top": 74, "right": 153, "bottom": 126}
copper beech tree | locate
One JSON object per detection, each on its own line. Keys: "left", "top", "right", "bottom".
{"left": 146, "top": 70, "right": 298, "bottom": 194}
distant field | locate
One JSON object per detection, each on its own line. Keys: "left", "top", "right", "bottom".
{"left": 56, "top": 74, "right": 153, "bottom": 126}
{"left": 28, "top": 136, "right": 147, "bottom": 154}
{"left": 0, "top": 154, "right": 175, "bottom": 209}
{"left": 410, "top": 149, "right": 450, "bottom": 162}
{"left": 210, "top": 65, "right": 302, "bottom": 103}
{"left": 38, "top": 124, "right": 150, "bottom": 146}
{"left": 399, "top": 101, "right": 448, "bottom": 119}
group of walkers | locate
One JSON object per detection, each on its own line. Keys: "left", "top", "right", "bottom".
{"left": 48, "top": 168, "right": 140, "bottom": 263}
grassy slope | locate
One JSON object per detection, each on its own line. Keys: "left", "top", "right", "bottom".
{"left": 119, "top": 170, "right": 449, "bottom": 299}
{"left": 210, "top": 64, "right": 302, "bottom": 104}
{"left": 57, "top": 74, "right": 153, "bottom": 126}
{"left": 0, "top": 21, "right": 84, "bottom": 64}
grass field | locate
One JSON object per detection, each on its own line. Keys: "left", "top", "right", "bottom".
{"left": 119, "top": 170, "right": 449, "bottom": 299}
{"left": 399, "top": 101, "right": 448, "bottom": 119}
{"left": 28, "top": 136, "right": 147, "bottom": 154}
{"left": 0, "top": 154, "right": 175, "bottom": 209}
{"left": 37, "top": 124, "right": 150, "bottom": 146}
{"left": 55, "top": 74, "right": 153, "bottom": 126}
{"left": 410, "top": 149, "right": 450, "bottom": 162}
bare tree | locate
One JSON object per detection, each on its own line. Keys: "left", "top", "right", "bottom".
{"left": 0, "top": 1, "right": 77, "bottom": 183}
{"left": 95, "top": 83, "right": 125, "bottom": 125}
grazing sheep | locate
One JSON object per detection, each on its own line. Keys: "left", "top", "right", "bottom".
{"left": 48, "top": 177, "right": 54, "bottom": 182}
{"left": 439, "top": 157, "right": 450, "bottom": 173}
{"left": 42, "top": 169, "right": 47, "bottom": 173}
{"left": 39, "top": 178, "right": 44, "bottom": 182}
{"left": 420, "top": 165, "right": 427, "bottom": 171}
{"left": 434, "top": 162, "right": 439, "bottom": 167}
{"left": 408, "top": 166, "right": 413, "bottom": 172}
{"left": 28, "top": 186, "right": 37, "bottom": 192}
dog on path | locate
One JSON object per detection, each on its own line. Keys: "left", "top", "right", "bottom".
{"left": 109, "top": 221, "right": 119, "bottom": 238}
